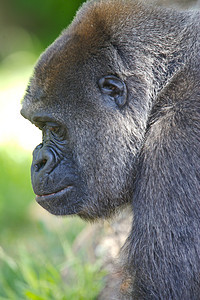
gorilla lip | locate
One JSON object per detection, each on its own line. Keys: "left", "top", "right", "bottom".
{"left": 35, "top": 186, "right": 73, "bottom": 201}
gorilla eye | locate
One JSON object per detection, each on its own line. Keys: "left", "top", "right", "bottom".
{"left": 46, "top": 122, "right": 67, "bottom": 140}
{"left": 47, "top": 123, "right": 62, "bottom": 135}
{"left": 49, "top": 126, "right": 59, "bottom": 134}
{"left": 98, "top": 75, "right": 127, "bottom": 108}
{"left": 35, "top": 122, "right": 44, "bottom": 130}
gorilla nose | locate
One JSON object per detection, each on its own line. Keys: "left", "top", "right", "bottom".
{"left": 31, "top": 144, "right": 56, "bottom": 195}
{"left": 34, "top": 159, "right": 47, "bottom": 172}
{"left": 32, "top": 144, "right": 54, "bottom": 174}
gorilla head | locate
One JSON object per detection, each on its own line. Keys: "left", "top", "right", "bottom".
{"left": 21, "top": 0, "right": 152, "bottom": 220}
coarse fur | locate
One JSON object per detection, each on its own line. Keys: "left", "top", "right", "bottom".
{"left": 21, "top": 0, "right": 200, "bottom": 299}
{"left": 151, "top": 0, "right": 199, "bottom": 8}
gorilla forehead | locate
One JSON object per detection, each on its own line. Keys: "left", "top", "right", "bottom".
{"left": 31, "top": 30, "right": 113, "bottom": 105}
{"left": 32, "top": 0, "right": 141, "bottom": 88}
{"left": 22, "top": 0, "right": 146, "bottom": 118}
{"left": 23, "top": 39, "right": 108, "bottom": 119}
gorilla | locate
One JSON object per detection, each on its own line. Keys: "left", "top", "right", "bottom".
{"left": 151, "top": 0, "right": 199, "bottom": 8}
{"left": 21, "top": 0, "right": 200, "bottom": 298}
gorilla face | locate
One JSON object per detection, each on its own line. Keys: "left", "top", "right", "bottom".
{"left": 21, "top": 36, "right": 147, "bottom": 220}
{"left": 21, "top": 2, "right": 151, "bottom": 220}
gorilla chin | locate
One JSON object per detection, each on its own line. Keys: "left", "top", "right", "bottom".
{"left": 35, "top": 186, "right": 82, "bottom": 216}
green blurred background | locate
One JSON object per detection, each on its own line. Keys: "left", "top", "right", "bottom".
{"left": 0, "top": 1, "right": 105, "bottom": 299}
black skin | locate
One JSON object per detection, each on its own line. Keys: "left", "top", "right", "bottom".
{"left": 21, "top": 0, "right": 200, "bottom": 299}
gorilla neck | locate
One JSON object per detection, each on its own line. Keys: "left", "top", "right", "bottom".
{"left": 125, "top": 98, "right": 200, "bottom": 298}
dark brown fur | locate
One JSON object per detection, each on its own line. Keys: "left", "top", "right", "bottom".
{"left": 21, "top": 0, "right": 200, "bottom": 298}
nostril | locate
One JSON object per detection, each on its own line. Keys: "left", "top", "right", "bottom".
{"left": 35, "top": 159, "right": 47, "bottom": 172}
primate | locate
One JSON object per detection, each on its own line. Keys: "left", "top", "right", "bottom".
{"left": 21, "top": 0, "right": 200, "bottom": 298}
{"left": 151, "top": 0, "right": 199, "bottom": 8}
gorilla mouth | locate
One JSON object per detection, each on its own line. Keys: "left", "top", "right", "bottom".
{"left": 35, "top": 186, "right": 73, "bottom": 201}
{"left": 35, "top": 185, "right": 82, "bottom": 216}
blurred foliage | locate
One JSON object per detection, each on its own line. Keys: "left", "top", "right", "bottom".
{"left": 0, "top": 145, "right": 33, "bottom": 238}
{"left": 0, "top": 0, "right": 85, "bottom": 60}
{"left": 0, "top": 219, "right": 105, "bottom": 300}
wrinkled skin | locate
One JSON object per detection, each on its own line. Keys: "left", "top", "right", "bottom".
{"left": 21, "top": 0, "right": 200, "bottom": 299}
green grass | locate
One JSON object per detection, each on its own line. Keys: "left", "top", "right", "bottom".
{"left": 0, "top": 145, "right": 105, "bottom": 299}
{"left": 0, "top": 224, "right": 105, "bottom": 300}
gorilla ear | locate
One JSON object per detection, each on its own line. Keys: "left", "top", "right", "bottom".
{"left": 98, "top": 75, "right": 127, "bottom": 108}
